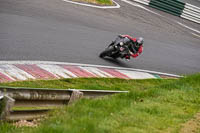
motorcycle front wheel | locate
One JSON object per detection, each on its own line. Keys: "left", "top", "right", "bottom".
{"left": 99, "top": 46, "right": 115, "bottom": 58}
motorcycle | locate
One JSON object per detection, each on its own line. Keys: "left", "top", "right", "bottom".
{"left": 99, "top": 41, "right": 131, "bottom": 60}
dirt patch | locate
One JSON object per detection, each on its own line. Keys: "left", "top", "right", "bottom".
{"left": 14, "top": 119, "right": 42, "bottom": 127}
{"left": 180, "top": 113, "right": 200, "bottom": 133}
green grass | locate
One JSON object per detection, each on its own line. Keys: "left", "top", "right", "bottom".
{"left": 0, "top": 73, "right": 200, "bottom": 133}
{"left": 12, "top": 106, "right": 57, "bottom": 111}
{"left": 73, "top": 0, "right": 113, "bottom": 6}
{"left": 0, "top": 77, "right": 172, "bottom": 91}
{"left": 95, "top": 0, "right": 113, "bottom": 5}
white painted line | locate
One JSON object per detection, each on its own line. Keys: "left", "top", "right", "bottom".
{"left": 62, "top": 0, "right": 120, "bottom": 9}
{"left": 183, "top": 8, "right": 200, "bottom": 19}
{"left": 191, "top": 32, "right": 200, "bottom": 38}
{"left": 37, "top": 64, "right": 77, "bottom": 78}
{"left": 0, "top": 65, "right": 35, "bottom": 81}
{"left": 126, "top": 0, "right": 149, "bottom": 5}
{"left": 121, "top": 0, "right": 162, "bottom": 16}
{"left": 186, "top": 3, "right": 200, "bottom": 11}
{"left": 177, "top": 22, "right": 200, "bottom": 34}
{"left": 80, "top": 66, "right": 113, "bottom": 77}
{"left": 181, "top": 13, "right": 200, "bottom": 24}
{"left": 117, "top": 69, "right": 156, "bottom": 79}
{"left": 185, "top": 6, "right": 200, "bottom": 14}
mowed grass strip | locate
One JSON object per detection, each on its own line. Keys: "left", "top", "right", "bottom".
{"left": 72, "top": 0, "right": 113, "bottom": 6}
{"left": 0, "top": 74, "right": 200, "bottom": 133}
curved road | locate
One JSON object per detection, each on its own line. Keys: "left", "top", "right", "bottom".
{"left": 0, "top": 0, "right": 200, "bottom": 75}
{"left": 181, "top": 0, "right": 200, "bottom": 7}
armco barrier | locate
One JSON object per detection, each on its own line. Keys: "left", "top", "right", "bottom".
{"left": 0, "top": 87, "right": 128, "bottom": 120}
{"left": 131, "top": 0, "right": 200, "bottom": 24}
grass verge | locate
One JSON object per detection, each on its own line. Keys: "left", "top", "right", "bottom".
{"left": 0, "top": 73, "right": 200, "bottom": 133}
{"left": 72, "top": 0, "right": 113, "bottom": 6}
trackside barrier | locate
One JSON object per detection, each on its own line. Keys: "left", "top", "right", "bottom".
{"left": 0, "top": 87, "right": 128, "bottom": 121}
{"left": 0, "top": 95, "right": 15, "bottom": 120}
{"left": 149, "top": 0, "right": 185, "bottom": 16}
{"left": 130, "top": 0, "right": 200, "bottom": 24}
{"left": 0, "top": 95, "right": 4, "bottom": 120}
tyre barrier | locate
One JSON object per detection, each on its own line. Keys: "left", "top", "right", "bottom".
{"left": 130, "top": 0, "right": 200, "bottom": 24}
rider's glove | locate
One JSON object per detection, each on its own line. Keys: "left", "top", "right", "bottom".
{"left": 125, "top": 55, "right": 130, "bottom": 59}
{"left": 131, "top": 53, "right": 139, "bottom": 58}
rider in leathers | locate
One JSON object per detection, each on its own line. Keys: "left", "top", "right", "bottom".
{"left": 110, "top": 35, "right": 144, "bottom": 60}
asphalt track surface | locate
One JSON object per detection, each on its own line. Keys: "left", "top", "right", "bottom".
{"left": 181, "top": 0, "right": 200, "bottom": 7}
{"left": 0, "top": 0, "right": 200, "bottom": 75}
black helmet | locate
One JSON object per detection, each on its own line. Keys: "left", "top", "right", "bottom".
{"left": 136, "top": 37, "right": 144, "bottom": 47}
